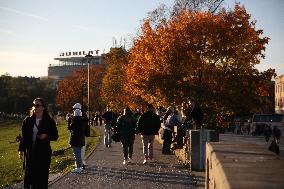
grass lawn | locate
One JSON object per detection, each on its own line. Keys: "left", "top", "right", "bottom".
{"left": 0, "top": 119, "right": 101, "bottom": 188}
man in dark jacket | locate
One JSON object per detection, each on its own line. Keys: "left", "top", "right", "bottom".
{"left": 117, "top": 107, "right": 137, "bottom": 165}
{"left": 68, "top": 105, "right": 87, "bottom": 173}
{"left": 183, "top": 99, "right": 203, "bottom": 130}
{"left": 136, "top": 104, "right": 161, "bottom": 164}
{"left": 102, "top": 106, "right": 116, "bottom": 147}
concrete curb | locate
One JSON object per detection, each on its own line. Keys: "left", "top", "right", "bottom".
{"left": 48, "top": 127, "right": 102, "bottom": 185}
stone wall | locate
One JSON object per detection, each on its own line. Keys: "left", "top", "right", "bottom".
{"left": 206, "top": 142, "right": 284, "bottom": 189}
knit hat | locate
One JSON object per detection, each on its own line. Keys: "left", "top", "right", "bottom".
{"left": 73, "top": 103, "right": 81, "bottom": 110}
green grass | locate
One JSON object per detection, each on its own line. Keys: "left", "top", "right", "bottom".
{"left": 0, "top": 119, "right": 101, "bottom": 188}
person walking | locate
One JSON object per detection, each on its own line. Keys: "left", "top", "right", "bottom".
{"left": 116, "top": 107, "right": 137, "bottom": 165}
{"left": 102, "top": 107, "right": 115, "bottom": 147}
{"left": 68, "top": 103, "right": 88, "bottom": 173}
{"left": 136, "top": 104, "right": 161, "bottom": 164}
{"left": 18, "top": 97, "right": 59, "bottom": 189}
{"left": 94, "top": 112, "right": 99, "bottom": 126}
{"left": 98, "top": 112, "right": 103, "bottom": 126}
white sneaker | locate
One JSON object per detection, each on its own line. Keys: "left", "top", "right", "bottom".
{"left": 143, "top": 159, "right": 147, "bottom": 164}
{"left": 72, "top": 167, "right": 83, "bottom": 173}
{"left": 128, "top": 158, "right": 132, "bottom": 163}
{"left": 123, "top": 160, "right": 127, "bottom": 165}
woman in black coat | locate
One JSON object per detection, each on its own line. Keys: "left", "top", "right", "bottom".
{"left": 18, "top": 97, "right": 59, "bottom": 189}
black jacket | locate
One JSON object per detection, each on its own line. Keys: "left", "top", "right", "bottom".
{"left": 136, "top": 111, "right": 161, "bottom": 135}
{"left": 68, "top": 116, "right": 88, "bottom": 147}
{"left": 117, "top": 114, "right": 136, "bottom": 137}
{"left": 18, "top": 115, "right": 58, "bottom": 189}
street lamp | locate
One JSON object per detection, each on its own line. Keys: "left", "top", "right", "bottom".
{"left": 85, "top": 54, "right": 93, "bottom": 124}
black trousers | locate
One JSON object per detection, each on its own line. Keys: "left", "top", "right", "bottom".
{"left": 120, "top": 135, "right": 135, "bottom": 159}
{"left": 162, "top": 130, "right": 172, "bottom": 154}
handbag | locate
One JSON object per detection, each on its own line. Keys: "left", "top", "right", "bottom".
{"left": 111, "top": 131, "right": 120, "bottom": 142}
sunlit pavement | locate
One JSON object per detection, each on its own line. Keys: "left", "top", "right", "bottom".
{"left": 49, "top": 126, "right": 202, "bottom": 189}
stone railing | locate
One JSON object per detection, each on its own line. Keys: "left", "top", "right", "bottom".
{"left": 158, "top": 126, "right": 284, "bottom": 188}
{"left": 206, "top": 139, "right": 284, "bottom": 189}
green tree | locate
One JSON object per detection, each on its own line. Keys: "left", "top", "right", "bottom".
{"left": 0, "top": 74, "right": 56, "bottom": 114}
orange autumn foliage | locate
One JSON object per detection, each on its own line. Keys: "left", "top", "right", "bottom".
{"left": 126, "top": 4, "right": 275, "bottom": 125}
{"left": 56, "top": 65, "right": 106, "bottom": 112}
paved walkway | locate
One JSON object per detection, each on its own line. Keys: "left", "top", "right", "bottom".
{"left": 49, "top": 127, "right": 203, "bottom": 189}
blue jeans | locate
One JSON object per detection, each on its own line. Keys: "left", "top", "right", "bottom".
{"left": 104, "top": 124, "right": 112, "bottom": 145}
{"left": 72, "top": 146, "right": 82, "bottom": 168}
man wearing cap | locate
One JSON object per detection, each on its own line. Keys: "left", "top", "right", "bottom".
{"left": 72, "top": 103, "right": 89, "bottom": 168}
{"left": 68, "top": 103, "right": 88, "bottom": 172}
{"left": 136, "top": 104, "right": 161, "bottom": 164}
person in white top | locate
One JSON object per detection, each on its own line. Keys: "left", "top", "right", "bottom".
{"left": 18, "top": 97, "right": 58, "bottom": 189}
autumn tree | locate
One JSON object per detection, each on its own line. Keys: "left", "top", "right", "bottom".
{"left": 126, "top": 4, "right": 275, "bottom": 127}
{"left": 101, "top": 47, "right": 136, "bottom": 111}
{"left": 56, "top": 65, "right": 106, "bottom": 112}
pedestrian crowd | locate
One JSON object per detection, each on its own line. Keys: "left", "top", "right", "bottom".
{"left": 96, "top": 99, "right": 204, "bottom": 166}
{"left": 17, "top": 97, "right": 281, "bottom": 189}
{"left": 17, "top": 97, "right": 204, "bottom": 189}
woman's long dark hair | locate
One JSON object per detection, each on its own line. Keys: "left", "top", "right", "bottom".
{"left": 30, "top": 97, "right": 51, "bottom": 121}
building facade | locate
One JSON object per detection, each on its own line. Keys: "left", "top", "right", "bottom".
{"left": 48, "top": 50, "right": 105, "bottom": 80}
{"left": 275, "top": 74, "right": 284, "bottom": 114}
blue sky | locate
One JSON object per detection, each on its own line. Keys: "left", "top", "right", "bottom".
{"left": 0, "top": 0, "right": 283, "bottom": 77}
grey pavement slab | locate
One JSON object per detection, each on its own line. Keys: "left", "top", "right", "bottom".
{"left": 49, "top": 127, "right": 201, "bottom": 189}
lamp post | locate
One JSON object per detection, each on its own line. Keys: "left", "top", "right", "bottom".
{"left": 85, "top": 54, "right": 93, "bottom": 124}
